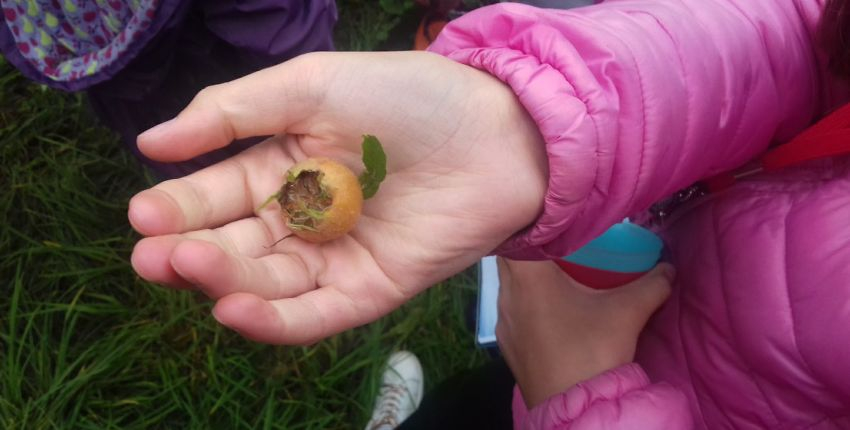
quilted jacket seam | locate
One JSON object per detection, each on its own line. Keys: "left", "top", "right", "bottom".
{"left": 677, "top": 202, "right": 717, "bottom": 429}
{"left": 675, "top": 280, "right": 708, "bottom": 429}
{"left": 616, "top": 22, "right": 649, "bottom": 215}
{"left": 633, "top": 10, "right": 692, "bottom": 203}
{"left": 783, "top": 192, "right": 839, "bottom": 423}
{"left": 712, "top": 199, "right": 781, "bottom": 427}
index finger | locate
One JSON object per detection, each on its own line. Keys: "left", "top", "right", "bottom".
{"left": 136, "top": 52, "right": 333, "bottom": 163}
{"left": 128, "top": 137, "right": 293, "bottom": 235}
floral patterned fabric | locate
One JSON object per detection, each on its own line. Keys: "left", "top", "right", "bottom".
{"left": 2, "top": 0, "right": 159, "bottom": 82}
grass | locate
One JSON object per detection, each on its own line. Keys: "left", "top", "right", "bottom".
{"left": 0, "top": 2, "right": 489, "bottom": 428}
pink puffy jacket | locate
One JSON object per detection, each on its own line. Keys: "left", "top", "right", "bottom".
{"left": 431, "top": 1, "right": 850, "bottom": 429}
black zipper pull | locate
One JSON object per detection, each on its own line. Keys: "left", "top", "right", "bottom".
{"left": 649, "top": 183, "right": 708, "bottom": 226}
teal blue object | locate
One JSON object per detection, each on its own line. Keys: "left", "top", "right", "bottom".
{"left": 562, "top": 222, "right": 663, "bottom": 273}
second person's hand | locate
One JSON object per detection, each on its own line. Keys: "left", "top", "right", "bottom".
{"left": 128, "top": 51, "right": 548, "bottom": 344}
{"left": 496, "top": 259, "right": 674, "bottom": 408}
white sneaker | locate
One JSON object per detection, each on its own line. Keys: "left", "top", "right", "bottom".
{"left": 364, "top": 351, "right": 425, "bottom": 430}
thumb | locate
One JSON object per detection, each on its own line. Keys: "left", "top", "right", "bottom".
{"left": 613, "top": 263, "right": 675, "bottom": 319}
{"left": 136, "top": 54, "right": 329, "bottom": 162}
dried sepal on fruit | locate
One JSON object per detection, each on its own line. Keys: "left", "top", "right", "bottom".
{"left": 259, "top": 135, "right": 387, "bottom": 243}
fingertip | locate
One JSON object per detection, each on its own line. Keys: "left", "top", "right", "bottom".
{"left": 137, "top": 107, "right": 232, "bottom": 162}
{"left": 632, "top": 263, "right": 675, "bottom": 308}
{"left": 170, "top": 239, "right": 227, "bottom": 286}
{"left": 137, "top": 118, "right": 176, "bottom": 157}
{"left": 213, "top": 293, "right": 283, "bottom": 344}
{"left": 130, "top": 236, "right": 193, "bottom": 289}
{"left": 130, "top": 237, "right": 162, "bottom": 279}
{"left": 212, "top": 293, "right": 263, "bottom": 326}
{"left": 128, "top": 194, "right": 155, "bottom": 235}
{"left": 128, "top": 189, "right": 184, "bottom": 236}
{"left": 654, "top": 263, "right": 677, "bottom": 283}
{"left": 137, "top": 117, "right": 201, "bottom": 162}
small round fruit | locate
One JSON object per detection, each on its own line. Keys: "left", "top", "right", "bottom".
{"left": 277, "top": 158, "right": 363, "bottom": 243}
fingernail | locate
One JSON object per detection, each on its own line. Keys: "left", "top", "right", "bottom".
{"left": 127, "top": 193, "right": 155, "bottom": 234}
{"left": 211, "top": 306, "right": 226, "bottom": 325}
{"left": 138, "top": 118, "right": 176, "bottom": 142}
{"left": 127, "top": 190, "right": 175, "bottom": 236}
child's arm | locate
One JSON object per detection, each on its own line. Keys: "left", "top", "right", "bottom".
{"left": 496, "top": 259, "right": 691, "bottom": 429}
{"left": 430, "top": 0, "right": 845, "bottom": 258}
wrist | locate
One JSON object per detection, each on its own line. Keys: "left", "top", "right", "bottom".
{"left": 521, "top": 361, "right": 644, "bottom": 408}
{"left": 520, "top": 356, "right": 633, "bottom": 408}
{"left": 481, "top": 74, "right": 549, "bottom": 236}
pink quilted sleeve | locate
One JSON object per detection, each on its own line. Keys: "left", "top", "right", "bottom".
{"left": 511, "top": 364, "right": 693, "bottom": 429}
{"left": 429, "top": 0, "right": 840, "bottom": 258}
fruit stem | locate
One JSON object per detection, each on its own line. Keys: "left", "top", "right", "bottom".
{"left": 265, "top": 233, "right": 294, "bottom": 249}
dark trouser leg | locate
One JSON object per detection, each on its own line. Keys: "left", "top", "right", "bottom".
{"left": 398, "top": 358, "right": 515, "bottom": 430}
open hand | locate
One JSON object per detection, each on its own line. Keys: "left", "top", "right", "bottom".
{"left": 128, "top": 51, "right": 548, "bottom": 344}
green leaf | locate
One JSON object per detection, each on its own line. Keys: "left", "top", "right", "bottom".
{"left": 358, "top": 135, "right": 387, "bottom": 199}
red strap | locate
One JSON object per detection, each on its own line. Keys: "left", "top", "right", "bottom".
{"left": 762, "top": 129, "right": 850, "bottom": 170}
{"left": 705, "top": 103, "right": 850, "bottom": 192}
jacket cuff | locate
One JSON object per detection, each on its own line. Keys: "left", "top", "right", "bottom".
{"left": 429, "top": 4, "right": 604, "bottom": 259}
{"left": 513, "top": 363, "right": 651, "bottom": 429}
